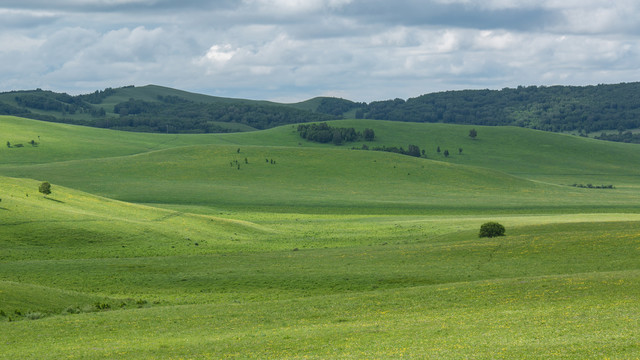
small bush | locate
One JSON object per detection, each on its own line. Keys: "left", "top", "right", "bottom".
{"left": 25, "top": 312, "right": 45, "bottom": 320}
{"left": 94, "top": 302, "right": 111, "bottom": 310}
{"left": 64, "top": 306, "right": 81, "bottom": 314}
{"left": 479, "top": 222, "right": 505, "bottom": 238}
{"left": 39, "top": 181, "right": 52, "bottom": 196}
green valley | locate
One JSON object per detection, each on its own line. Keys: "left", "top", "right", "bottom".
{"left": 1, "top": 114, "right": 640, "bottom": 359}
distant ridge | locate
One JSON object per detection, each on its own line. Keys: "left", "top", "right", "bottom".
{"left": 1, "top": 82, "right": 640, "bottom": 141}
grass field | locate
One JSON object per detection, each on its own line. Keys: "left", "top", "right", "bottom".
{"left": 1, "top": 115, "right": 640, "bottom": 358}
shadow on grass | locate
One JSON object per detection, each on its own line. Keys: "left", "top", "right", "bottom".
{"left": 0, "top": 207, "right": 8, "bottom": 211}
{"left": 44, "top": 197, "right": 65, "bottom": 204}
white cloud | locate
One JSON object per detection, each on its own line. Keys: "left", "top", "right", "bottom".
{"left": 204, "top": 44, "right": 236, "bottom": 63}
{"left": 242, "top": 0, "right": 352, "bottom": 14}
{"left": 0, "top": 1, "right": 639, "bottom": 101}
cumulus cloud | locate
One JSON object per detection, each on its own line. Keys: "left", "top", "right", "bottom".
{"left": 0, "top": 0, "right": 639, "bottom": 101}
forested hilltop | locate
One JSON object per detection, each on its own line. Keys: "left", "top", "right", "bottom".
{"left": 1, "top": 82, "right": 640, "bottom": 141}
{"left": 357, "top": 82, "right": 640, "bottom": 139}
{"left": 0, "top": 85, "right": 336, "bottom": 133}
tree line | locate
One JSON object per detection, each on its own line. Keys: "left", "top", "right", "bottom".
{"left": 3, "top": 83, "right": 640, "bottom": 141}
{"left": 594, "top": 131, "right": 640, "bottom": 144}
{"left": 355, "top": 83, "right": 640, "bottom": 135}
{"left": 108, "top": 97, "right": 335, "bottom": 133}
{"left": 0, "top": 88, "right": 336, "bottom": 133}
{"left": 297, "top": 123, "right": 375, "bottom": 145}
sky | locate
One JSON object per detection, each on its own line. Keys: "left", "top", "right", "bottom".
{"left": 1, "top": 0, "right": 639, "bottom": 103}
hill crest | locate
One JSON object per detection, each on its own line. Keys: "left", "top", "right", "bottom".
{"left": 2, "top": 82, "right": 640, "bottom": 142}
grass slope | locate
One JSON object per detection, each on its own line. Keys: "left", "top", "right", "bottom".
{"left": 6, "top": 143, "right": 640, "bottom": 213}
{"left": 3, "top": 116, "right": 640, "bottom": 213}
{"left": 97, "top": 84, "right": 279, "bottom": 113}
{"left": 2, "top": 116, "right": 640, "bottom": 358}
{"left": 2, "top": 197, "right": 640, "bottom": 358}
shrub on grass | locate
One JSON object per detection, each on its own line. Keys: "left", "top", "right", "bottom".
{"left": 25, "top": 312, "right": 45, "bottom": 320}
{"left": 94, "top": 302, "right": 111, "bottom": 310}
{"left": 38, "top": 181, "right": 51, "bottom": 196}
{"left": 64, "top": 306, "right": 81, "bottom": 314}
{"left": 479, "top": 222, "right": 505, "bottom": 238}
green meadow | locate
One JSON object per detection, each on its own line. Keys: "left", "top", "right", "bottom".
{"left": 1, "top": 115, "right": 640, "bottom": 359}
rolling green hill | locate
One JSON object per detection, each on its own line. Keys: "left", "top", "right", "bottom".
{"left": 0, "top": 85, "right": 335, "bottom": 133}
{"left": 361, "top": 82, "right": 640, "bottom": 135}
{"left": 2, "top": 115, "right": 640, "bottom": 358}
{"left": 4, "top": 82, "right": 640, "bottom": 142}
{"left": 3, "top": 116, "right": 640, "bottom": 212}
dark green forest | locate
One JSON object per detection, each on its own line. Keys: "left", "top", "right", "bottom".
{"left": 0, "top": 88, "right": 335, "bottom": 133}
{"left": 297, "top": 122, "right": 375, "bottom": 145}
{"left": 357, "top": 82, "right": 640, "bottom": 135}
{"left": 106, "top": 96, "right": 334, "bottom": 133}
{"left": 2, "top": 82, "right": 640, "bottom": 141}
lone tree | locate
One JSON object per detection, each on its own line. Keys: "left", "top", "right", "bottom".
{"left": 407, "top": 144, "right": 421, "bottom": 157}
{"left": 363, "top": 128, "right": 375, "bottom": 141}
{"left": 38, "top": 182, "right": 51, "bottom": 196}
{"left": 469, "top": 128, "right": 477, "bottom": 139}
{"left": 479, "top": 222, "right": 505, "bottom": 238}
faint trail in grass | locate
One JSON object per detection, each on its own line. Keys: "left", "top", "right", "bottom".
{"left": 144, "top": 134, "right": 180, "bottom": 152}
{"left": 477, "top": 242, "right": 503, "bottom": 271}
{"left": 2, "top": 219, "right": 109, "bottom": 226}
{"left": 152, "top": 211, "right": 184, "bottom": 222}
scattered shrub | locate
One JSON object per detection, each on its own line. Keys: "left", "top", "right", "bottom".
{"left": 25, "top": 312, "right": 45, "bottom": 320}
{"left": 571, "top": 183, "right": 615, "bottom": 189}
{"left": 39, "top": 181, "right": 51, "bottom": 196}
{"left": 479, "top": 222, "right": 506, "bottom": 238}
{"left": 94, "top": 302, "right": 111, "bottom": 310}
{"left": 64, "top": 306, "right": 81, "bottom": 314}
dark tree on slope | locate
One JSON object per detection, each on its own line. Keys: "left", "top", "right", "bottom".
{"left": 39, "top": 182, "right": 51, "bottom": 196}
{"left": 363, "top": 128, "right": 375, "bottom": 141}
{"left": 332, "top": 130, "right": 343, "bottom": 145}
{"left": 479, "top": 222, "right": 505, "bottom": 238}
{"left": 407, "top": 144, "right": 421, "bottom": 157}
{"left": 469, "top": 128, "right": 477, "bottom": 139}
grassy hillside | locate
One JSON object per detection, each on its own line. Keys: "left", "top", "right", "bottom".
{"left": 360, "top": 82, "right": 640, "bottom": 135}
{"left": 2, "top": 116, "right": 640, "bottom": 358}
{"left": 3, "top": 116, "right": 640, "bottom": 213}
{"left": 0, "top": 86, "right": 335, "bottom": 133}
{"left": 1, "top": 174, "right": 640, "bottom": 357}
{"left": 99, "top": 84, "right": 278, "bottom": 108}
{"left": 332, "top": 119, "right": 640, "bottom": 188}
{"left": 5, "top": 143, "right": 640, "bottom": 214}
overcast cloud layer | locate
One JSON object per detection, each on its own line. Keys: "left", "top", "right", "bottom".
{"left": 1, "top": 0, "right": 639, "bottom": 102}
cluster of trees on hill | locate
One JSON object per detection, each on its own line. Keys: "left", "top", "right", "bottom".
{"left": 108, "top": 97, "right": 335, "bottom": 133}
{"left": 366, "top": 144, "right": 422, "bottom": 158}
{"left": 3, "top": 90, "right": 107, "bottom": 119}
{"left": 3, "top": 83, "right": 640, "bottom": 141}
{"left": 594, "top": 131, "right": 640, "bottom": 144}
{"left": 570, "top": 183, "right": 615, "bottom": 189}
{"left": 0, "top": 88, "right": 336, "bottom": 133}
{"left": 297, "top": 123, "right": 375, "bottom": 145}
{"left": 315, "top": 97, "right": 365, "bottom": 116}
{"left": 76, "top": 87, "right": 118, "bottom": 104}
{"left": 356, "top": 83, "right": 640, "bottom": 134}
